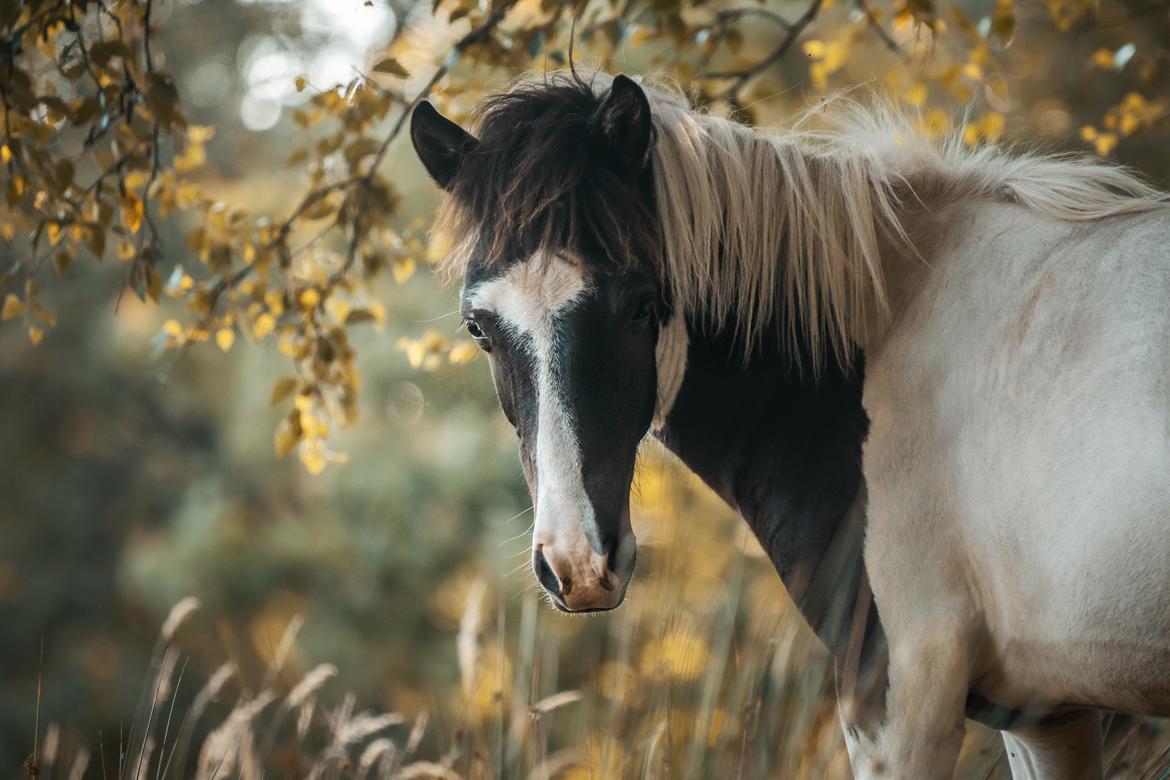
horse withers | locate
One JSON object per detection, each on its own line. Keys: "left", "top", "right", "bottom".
{"left": 410, "top": 71, "right": 1170, "bottom": 778}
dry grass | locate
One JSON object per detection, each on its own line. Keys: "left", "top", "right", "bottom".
{"left": 19, "top": 583, "right": 1170, "bottom": 780}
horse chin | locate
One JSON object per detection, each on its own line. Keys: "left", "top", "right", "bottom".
{"left": 546, "top": 585, "right": 630, "bottom": 615}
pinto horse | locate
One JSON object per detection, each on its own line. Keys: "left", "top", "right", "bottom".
{"left": 410, "top": 71, "right": 1170, "bottom": 778}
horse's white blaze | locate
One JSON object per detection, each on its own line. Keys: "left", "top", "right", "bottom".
{"left": 467, "top": 254, "right": 604, "bottom": 580}
{"left": 470, "top": 253, "right": 690, "bottom": 576}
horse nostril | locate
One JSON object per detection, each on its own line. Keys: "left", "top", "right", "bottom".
{"left": 534, "top": 547, "right": 563, "bottom": 598}
{"left": 602, "top": 535, "right": 619, "bottom": 574}
{"left": 603, "top": 533, "right": 631, "bottom": 577}
{"left": 604, "top": 535, "right": 635, "bottom": 577}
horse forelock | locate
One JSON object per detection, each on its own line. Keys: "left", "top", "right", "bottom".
{"left": 434, "top": 73, "right": 660, "bottom": 287}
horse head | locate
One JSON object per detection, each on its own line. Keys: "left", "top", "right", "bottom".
{"left": 410, "top": 74, "right": 681, "bottom": 612}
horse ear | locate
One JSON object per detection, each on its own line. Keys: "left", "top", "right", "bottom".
{"left": 410, "top": 101, "right": 479, "bottom": 189}
{"left": 590, "top": 75, "right": 652, "bottom": 171}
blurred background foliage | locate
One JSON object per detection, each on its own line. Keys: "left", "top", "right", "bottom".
{"left": 2, "top": 0, "right": 1169, "bottom": 776}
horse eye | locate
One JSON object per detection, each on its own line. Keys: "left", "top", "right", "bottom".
{"left": 464, "top": 319, "right": 491, "bottom": 349}
{"left": 631, "top": 297, "right": 656, "bottom": 324}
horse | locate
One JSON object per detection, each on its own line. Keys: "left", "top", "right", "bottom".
{"left": 409, "top": 70, "right": 1170, "bottom": 778}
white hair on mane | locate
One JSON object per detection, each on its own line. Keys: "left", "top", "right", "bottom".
{"left": 636, "top": 77, "right": 1167, "bottom": 367}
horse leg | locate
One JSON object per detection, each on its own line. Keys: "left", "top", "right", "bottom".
{"left": 834, "top": 572, "right": 890, "bottom": 778}
{"left": 856, "top": 632, "right": 970, "bottom": 779}
{"left": 854, "top": 515, "right": 974, "bottom": 776}
{"left": 1002, "top": 711, "right": 1103, "bottom": 780}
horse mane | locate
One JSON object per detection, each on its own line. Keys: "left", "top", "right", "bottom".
{"left": 436, "top": 71, "right": 1168, "bottom": 368}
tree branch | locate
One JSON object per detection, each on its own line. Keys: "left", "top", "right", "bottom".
{"left": 854, "top": 0, "right": 909, "bottom": 61}
{"left": 327, "top": 0, "right": 520, "bottom": 289}
{"left": 705, "top": 0, "right": 824, "bottom": 103}
{"left": 180, "top": 0, "right": 522, "bottom": 358}
{"left": 714, "top": 7, "right": 794, "bottom": 32}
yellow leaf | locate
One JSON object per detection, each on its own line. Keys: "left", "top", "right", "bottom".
{"left": 278, "top": 334, "right": 305, "bottom": 358}
{"left": 1094, "top": 133, "right": 1119, "bottom": 155}
{"left": 188, "top": 126, "right": 215, "bottom": 143}
{"left": 27, "top": 325, "right": 43, "bottom": 345}
{"left": 422, "top": 329, "right": 448, "bottom": 351}
{"left": 298, "top": 288, "right": 320, "bottom": 309}
{"left": 252, "top": 312, "right": 276, "bottom": 340}
{"left": 1091, "top": 49, "right": 1115, "bottom": 69}
{"left": 803, "top": 40, "right": 826, "bottom": 58}
{"left": 216, "top": 327, "right": 235, "bottom": 352}
{"left": 905, "top": 83, "right": 928, "bottom": 108}
{"left": 809, "top": 63, "right": 828, "bottom": 91}
{"left": 295, "top": 75, "right": 308, "bottom": 92}
{"left": 270, "top": 377, "right": 299, "bottom": 406}
{"left": 2, "top": 293, "right": 26, "bottom": 321}
{"left": 639, "top": 627, "right": 710, "bottom": 680}
{"left": 174, "top": 142, "right": 206, "bottom": 173}
{"left": 0, "top": 145, "right": 10, "bottom": 163}
{"left": 54, "top": 250, "right": 74, "bottom": 278}
{"left": 33, "top": 304, "right": 56, "bottom": 326}
{"left": 915, "top": 109, "right": 950, "bottom": 138}
{"left": 163, "top": 319, "right": 184, "bottom": 338}
{"left": 274, "top": 413, "right": 302, "bottom": 458}
{"left": 395, "top": 336, "right": 426, "bottom": 369}
{"left": 981, "top": 112, "right": 1005, "bottom": 142}
{"left": 264, "top": 290, "right": 286, "bottom": 316}
{"left": 448, "top": 341, "right": 479, "bottom": 365}
{"left": 124, "top": 171, "right": 148, "bottom": 191}
{"left": 286, "top": 147, "right": 309, "bottom": 167}
{"left": 344, "top": 308, "right": 376, "bottom": 325}
{"left": 392, "top": 256, "right": 416, "bottom": 284}
{"left": 371, "top": 57, "right": 409, "bottom": 76}
{"left": 990, "top": 0, "right": 1015, "bottom": 41}
{"left": 121, "top": 194, "right": 144, "bottom": 234}
{"left": 117, "top": 241, "right": 137, "bottom": 262}
{"left": 299, "top": 442, "right": 328, "bottom": 475}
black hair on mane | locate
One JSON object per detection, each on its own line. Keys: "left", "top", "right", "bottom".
{"left": 436, "top": 74, "right": 660, "bottom": 278}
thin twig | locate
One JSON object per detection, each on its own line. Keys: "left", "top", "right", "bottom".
{"left": 714, "top": 7, "right": 793, "bottom": 31}
{"left": 854, "top": 0, "right": 909, "bottom": 61}
{"left": 705, "top": 0, "right": 824, "bottom": 103}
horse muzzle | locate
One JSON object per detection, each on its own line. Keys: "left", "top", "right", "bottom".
{"left": 533, "top": 534, "right": 636, "bottom": 612}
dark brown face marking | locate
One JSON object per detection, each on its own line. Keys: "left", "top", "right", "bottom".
{"left": 460, "top": 252, "right": 658, "bottom": 611}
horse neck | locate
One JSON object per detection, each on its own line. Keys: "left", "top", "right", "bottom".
{"left": 652, "top": 320, "right": 871, "bottom": 654}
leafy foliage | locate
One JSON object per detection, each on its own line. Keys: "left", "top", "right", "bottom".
{"left": 3, "top": 0, "right": 1168, "bottom": 472}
